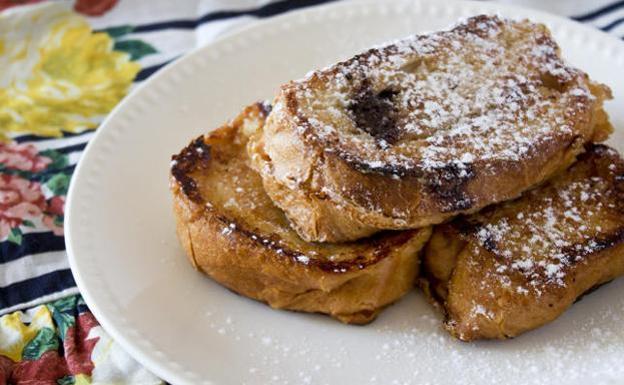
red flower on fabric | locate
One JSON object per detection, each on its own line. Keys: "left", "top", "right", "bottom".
{"left": 42, "top": 196, "right": 65, "bottom": 236}
{"left": 74, "top": 0, "right": 118, "bottom": 16}
{"left": 0, "top": 0, "right": 42, "bottom": 12}
{"left": 0, "top": 142, "right": 51, "bottom": 173}
{"left": 0, "top": 356, "right": 14, "bottom": 385}
{"left": 1, "top": 0, "right": 119, "bottom": 16}
{"left": 0, "top": 174, "right": 46, "bottom": 239}
{"left": 64, "top": 312, "right": 99, "bottom": 375}
{"left": 10, "top": 351, "right": 70, "bottom": 383}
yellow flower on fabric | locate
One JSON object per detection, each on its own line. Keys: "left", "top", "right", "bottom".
{"left": 0, "top": 3, "right": 140, "bottom": 140}
{"left": 0, "top": 305, "right": 54, "bottom": 361}
{"left": 74, "top": 374, "right": 92, "bottom": 385}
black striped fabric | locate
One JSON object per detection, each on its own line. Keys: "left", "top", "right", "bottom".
{"left": 572, "top": 0, "right": 624, "bottom": 22}
{"left": 1, "top": 232, "right": 66, "bottom": 264}
{"left": 0, "top": 269, "right": 76, "bottom": 310}
{"left": 135, "top": 59, "right": 177, "bottom": 82}
{"left": 129, "top": 0, "right": 339, "bottom": 32}
{"left": 571, "top": 0, "right": 624, "bottom": 35}
{"left": 13, "top": 130, "right": 93, "bottom": 144}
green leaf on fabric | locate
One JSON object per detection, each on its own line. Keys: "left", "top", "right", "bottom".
{"left": 23, "top": 327, "right": 59, "bottom": 360}
{"left": 49, "top": 296, "right": 78, "bottom": 341}
{"left": 0, "top": 149, "right": 66, "bottom": 181}
{"left": 39, "top": 149, "right": 68, "bottom": 171}
{"left": 45, "top": 173, "right": 70, "bottom": 196}
{"left": 8, "top": 227, "right": 22, "bottom": 245}
{"left": 53, "top": 215, "right": 64, "bottom": 227}
{"left": 114, "top": 39, "right": 158, "bottom": 60}
{"left": 57, "top": 375, "right": 75, "bottom": 385}
{"left": 50, "top": 296, "right": 77, "bottom": 313}
{"left": 101, "top": 25, "right": 134, "bottom": 39}
{"left": 52, "top": 312, "right": 75, "bottom": 342}
{"left": 22, "top": 219, "right": 35, "bottom": 228}
{"left": 0, "top": 166, "right": 36, "bottom": 180}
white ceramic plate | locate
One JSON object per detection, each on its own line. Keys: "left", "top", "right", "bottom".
{"left": 66, "top": 1, "right": 624, "bottom": 384}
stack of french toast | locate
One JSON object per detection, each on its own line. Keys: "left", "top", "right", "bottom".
{"left": 170, "top": 15, "right": 624, "bottom": 341}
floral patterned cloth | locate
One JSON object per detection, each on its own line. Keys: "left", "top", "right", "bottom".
{"left": 0, "top": 295, "right": 160, "bottom": 384}
{"left": 0, "top": 1, "right": 158, "bottom": 319}
{"left": 0, "top": 0, "right": 621, "bottom": 382}
{"left": 1, "top": 142, "right": 68, "bottom": 242}
{"left": 0, "top": 1, "right": 165, "bottom": 381}
{"left": 0, "top": 2, "right": 153, "bottom": 247}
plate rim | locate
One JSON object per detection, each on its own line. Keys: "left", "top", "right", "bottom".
{"left": 65, "top": 0, "right": 624, "bottom": 383}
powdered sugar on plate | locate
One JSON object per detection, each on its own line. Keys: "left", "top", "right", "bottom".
{"left": 203, "top": 288, "right": 624, "bottom": 385}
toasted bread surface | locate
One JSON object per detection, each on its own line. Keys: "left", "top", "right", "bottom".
{"left": 170, "top": 103, "right": 431, "bottom": 324}
{"left": 250, "top": 15, "right": 613, "bottom": 242}
{"left": 421, "top": 145, "right": 624, "bottom": 340}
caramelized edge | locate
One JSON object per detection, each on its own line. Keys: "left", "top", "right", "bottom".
{"left": 170, "top": 102, "right": 423, "bottom": 273}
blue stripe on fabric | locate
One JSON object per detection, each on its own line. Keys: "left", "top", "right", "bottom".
{"left": 35, "top": 164, "right": 76, "bottom": 181}
{"left": 135, "top": 59, "right": 176, "bottom": 81}
{"left": 12, "top": 131, "right": 93, "bottom": 144}
{"left": 0, "top": 269, "right": 75, "bottom": 309}
{"left": 130, "top": 0, "right": 338, "bottom": 33}
{"left": 601, "top": 16, "right": 624, "bottom": 31}
{"left": 53, "top": 142, "right": 87, "bottom": 154}
{"left": 0, "top": 232, "right": 65, "bottom": 264}
{"left": 572, "top": 0, "right": 624, "bottom": 21}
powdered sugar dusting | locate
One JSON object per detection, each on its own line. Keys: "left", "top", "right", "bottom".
{"left": 469, "top": 150, "right": 623, "bottom": 293}
{"left": 287, "top": 15, "right": 595, "bottom": 174}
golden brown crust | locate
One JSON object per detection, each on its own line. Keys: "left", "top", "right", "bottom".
{"left": 250, "top": 15, "right": 613, "bottom": 242}
{"left": 170, "top": 103, "right": 431, "bottom": 324}
{"left": 421, "top": 145, "right": 624, "bottom": 340}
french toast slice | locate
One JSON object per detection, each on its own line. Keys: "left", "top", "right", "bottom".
{"left": 170, "top": 103, "right": 431, "bottom": 324}
{"left": 249, "top": 15, "right": 613, "bottom": 243}
{"left": 421, "top": 144, "right": 624, "bottom": 341}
